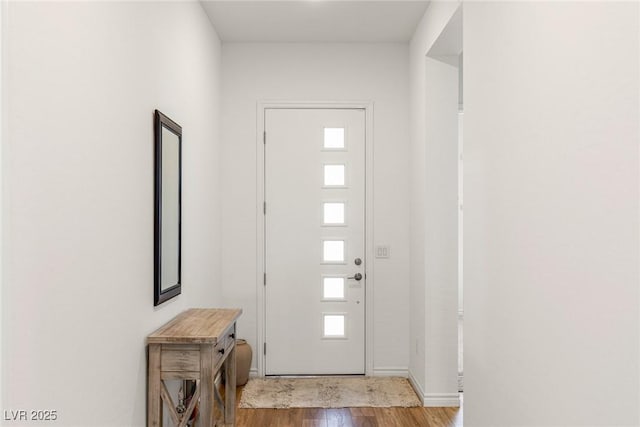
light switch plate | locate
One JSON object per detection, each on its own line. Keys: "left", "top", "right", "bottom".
{"left": 375, "top": 245, "right": 390, "bottom": 258}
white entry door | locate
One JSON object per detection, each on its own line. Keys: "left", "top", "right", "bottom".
{"left": 264, "top": 108, "right": 366, "bottom": 375}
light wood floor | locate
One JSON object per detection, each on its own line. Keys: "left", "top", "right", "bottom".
{"left": 233, "top": 385, "right": 463, "bottom": 427}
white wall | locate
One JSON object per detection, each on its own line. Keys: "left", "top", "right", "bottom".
{"left": 2, "top": 2, "right": 222, "bottom": 425}
{"left": 423, "top": 55, "right": 460, "bottom": 403}
{"left": 464, "top": 2, "right": 639, "bottom": 425}
{"left": 408, "top": 1, "right": 461, "bottom": 405}
{"left": 220, "top": 43, "right": 411, "bottom": 375}
{"left": 0, "top": 0, "right": 5, "bottom": 416}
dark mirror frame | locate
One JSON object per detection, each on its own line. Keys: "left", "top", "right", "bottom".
{"left": 154, "top": 110, "right": 182, "bottom": 306}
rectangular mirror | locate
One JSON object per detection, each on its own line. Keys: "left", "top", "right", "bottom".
{"left": 154, "top": 110, "right": 182, "bottom": 306}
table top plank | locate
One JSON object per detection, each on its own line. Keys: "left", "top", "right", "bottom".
{"left": 147, "top": 308, "right": 242, "bottom": 345}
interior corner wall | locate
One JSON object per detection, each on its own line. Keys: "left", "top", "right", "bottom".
{"left": 408, "top": 0, "right": 461, "bottom": 402}
{"left": 3, "top": 2, "right": 222, "bottom": 425}
{"left": 464, "top": 2, "right": 639, "bottom": 425}
{"left": 220, "top": 43, "right": 411, "bottom": 375}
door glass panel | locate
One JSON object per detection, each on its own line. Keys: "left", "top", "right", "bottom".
{"left": 323, "top": 202, "right": 345, "bottom": 225}
{"left": 323, "top": 277, "right": 345, "bottom": 299}
{"left": 323, "top": 240, "right": 344, "bottom": 262}
{"left": 323, "top": 314, "right": 345, "bottom": 337}
{"left": 324, "top": 128, "right": 345, "bottom": 149}
{"left": 324, "top": 164, "right": 345, "bottom": 186}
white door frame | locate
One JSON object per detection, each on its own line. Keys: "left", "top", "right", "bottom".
{"left": 256, "top": 101, "right": 375, "bottom": 377}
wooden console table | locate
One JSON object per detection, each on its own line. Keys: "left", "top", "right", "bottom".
{"left": 147, "top": 308, "right": 242, "bottom": 427}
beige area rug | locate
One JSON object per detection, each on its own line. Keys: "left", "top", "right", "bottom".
{"left": 238, "top": 376, "right": 421, "bottom": 409}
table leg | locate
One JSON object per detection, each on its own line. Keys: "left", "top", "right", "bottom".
{"left": 148, "top": 344, "right": 162, "bottom": 427}
{"left": 224, "top": 345, "right": 236, "bottom": 425}
{"left": 200, "top": 345, "right": 215, "bottom": 427}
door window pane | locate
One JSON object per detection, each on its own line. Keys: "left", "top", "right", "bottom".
{"left": 324, "top": 164, "right": 345, "bottom": 186}
{"left": 323, "top": 314, "right": 345, "bottom": 337}
{"left": 324, "top": 128, "right": 345, "bottom": 149}
{"left": 323, "top": 202, "right": 345, "bottom": 225}
{"left": 323, "top": 240, "right": 344, "bottom": 262}
{"left": 323, "top": 277, "right": 345, "bottom": 299}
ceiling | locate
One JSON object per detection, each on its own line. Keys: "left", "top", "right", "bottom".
{"left": 201, "top": 1, "right": 431, "bottom": 43}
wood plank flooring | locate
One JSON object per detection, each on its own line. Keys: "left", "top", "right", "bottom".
{"left": 233, "top": 385, "right": 463, "bottom": 427}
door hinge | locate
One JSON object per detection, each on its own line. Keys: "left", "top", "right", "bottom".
{"left": 263, "top": 201, "right": 266, "bottom": 215}
{"left": 263, "top": 131, "right": 266, "bottom": 144}
{"left": 263, "top": 273, "right": 266, "bottom": 286}
{"left": 264, "top": 342, "right": 267, "bottom": 355}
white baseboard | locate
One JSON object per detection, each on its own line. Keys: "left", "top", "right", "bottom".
{"left": 372, "top": 367, "right": 408, "bottom": 377}
{"left": 422, "top": 393, "right": 460, "bottom": 407}
{"left": 407, "top": 370, "right": 425, "bottom": 403}
{"left": 252, "top": 368, "right": 408, "bottom": 377}
{"left": 408, "top": 370, "right": 460, "bottom": 407}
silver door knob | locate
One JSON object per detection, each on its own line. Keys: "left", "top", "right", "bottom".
{"left": 348, "top": 273, "right": 363, "bottom": 281}
{"left": 354, "top": 258, "right": 362, "bottom": 266}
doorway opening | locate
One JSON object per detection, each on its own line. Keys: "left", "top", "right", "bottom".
{"left": 424, "top": 3, "right": 463, "bottom": 399}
